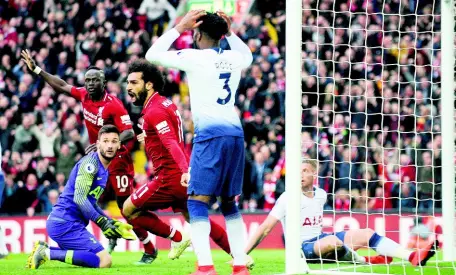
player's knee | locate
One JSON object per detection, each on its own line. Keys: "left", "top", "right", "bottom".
{"left": 361, "top": 228, "right": 375, "bottom": 239}
{"left": 122, "top": 197, "right": 135, "bottom": 219}
{"left": 321, "top": 239, "right": 345, "bottom": 260}
{"left": 220, "top": 199, "right": 238, "bottom": 217}
{"left": 98, "top": 253, "right": 112, "bottom": 268}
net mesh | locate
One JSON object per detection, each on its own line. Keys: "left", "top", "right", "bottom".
{"left": 301, "top": 0, "right": 452, "bottom": 273}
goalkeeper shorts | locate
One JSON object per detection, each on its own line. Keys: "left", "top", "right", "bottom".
{"left": 47, "top": 216, "right": 104, "bottom": 254}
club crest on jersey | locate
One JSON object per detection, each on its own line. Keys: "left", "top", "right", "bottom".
{"left": 97, "top": 107, "right": 104, "bottom": 126}
{"left": 84, "top": 163, "right": 96, "bottom": 173}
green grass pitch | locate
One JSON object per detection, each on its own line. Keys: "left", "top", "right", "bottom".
{"left": 1, "top": 249, "right": 455, "bottom": 275}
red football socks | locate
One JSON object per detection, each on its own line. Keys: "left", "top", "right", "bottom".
{"left": 209, "top": 219, "right": 231, "bottom": 254}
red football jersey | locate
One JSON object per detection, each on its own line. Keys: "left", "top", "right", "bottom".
{"left": 141, "top": 93, "right": 189, "bottom": 176}
{"left": 71, "top": 87, "right": 133, "bottom": 144}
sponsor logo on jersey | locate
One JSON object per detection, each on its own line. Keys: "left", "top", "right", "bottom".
{"left": 121, "top": 115, "right": 132, "bottom": 125}
{"left": 155, "top": 121, "right": 170, "bottom": 134}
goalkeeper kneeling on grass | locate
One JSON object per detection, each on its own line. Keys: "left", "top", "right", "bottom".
{"left": 244, "top": 159, "right": 437, "bottom": 267}
{"left": 27, "top": 125, "right": 136, "bottom": 269}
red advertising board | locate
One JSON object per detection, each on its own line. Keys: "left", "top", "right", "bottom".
{"left": 0, "top": 213, "right": 442, "bottom": 253}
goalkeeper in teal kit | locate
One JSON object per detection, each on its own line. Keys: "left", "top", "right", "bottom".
{"left": 27, "top": 125, "right": 135, "bottom": 269}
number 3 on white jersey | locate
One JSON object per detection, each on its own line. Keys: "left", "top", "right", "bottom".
{"left": 217, "top": 73, "right": 232, "bottom": 105}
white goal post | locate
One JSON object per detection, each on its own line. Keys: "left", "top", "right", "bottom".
{"left": 284, "top": 0, "right": 455, "bottom": 274}
{"left": 440, "top": 0, "right": 456, "bottom": 263}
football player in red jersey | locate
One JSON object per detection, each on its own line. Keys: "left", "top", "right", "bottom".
{"left": 21, "top": 50, "right": 156, "bottom": 264}
{"left": 122, "top": 59, "right": 236, "bottom": 262}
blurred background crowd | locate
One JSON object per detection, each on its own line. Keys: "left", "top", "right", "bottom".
{"left": 0, "top": 0, "right": 441, "bottom": 217}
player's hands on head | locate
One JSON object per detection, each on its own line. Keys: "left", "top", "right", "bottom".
{"left": 20, "top": 49, "right": 37, "bottom": 72}
{"left": 175, "top": 9, "right": 206, "bottom": 33}
{"left": 216, "top": 10, "right": 232, "bottom": 36}
{"left": 180, "top": 172, "right": 190, "bottom": 187}
{"left": 85, "top": 143, "right": 97, "bottom": 154}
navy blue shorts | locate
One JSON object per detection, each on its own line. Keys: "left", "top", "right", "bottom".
{"left": 47, "top": 216, "right": 104, "bottom": 254}
{"left": 302, "top": 231, "right": 347, "bottom": 260}
{"left": 188, "top": 136, "right": 244, "bottom": 197}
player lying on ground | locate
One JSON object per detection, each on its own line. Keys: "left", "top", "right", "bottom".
{"left": 145, "top": 10, "right": 253, "bottom": 275}
{"left": 21, "top": 50, "right": 155, "bottom": 264}
{"left": 26, "top": 125, "right": 136, "bottom": 269}
{"left": 244, "top": 159, "right": 437, "bottom": 267}
{"left": 123, "top": 59, "right": 241, "bottom": 263}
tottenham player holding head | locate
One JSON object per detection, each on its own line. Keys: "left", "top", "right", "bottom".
{"left": 146, "top": 10, "right": 253, "bottom": 275}
{"left": 245, "top": 159, "right": 437, "bottom": 267}
{"left": 123, "top": 59, "right": 237, "bottom": 262}
{"left": 27, "top": 125, "right": 135, "bottom": 269}
{"left": 20, "top": 50, "right": 154, "bottom": 264}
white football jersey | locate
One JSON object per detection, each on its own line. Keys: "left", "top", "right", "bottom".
{"left": 146, "top": 28, "right": 253, "bottom": 142}
{"left": 270, "top": 188, "right": 327, "bottom": 242}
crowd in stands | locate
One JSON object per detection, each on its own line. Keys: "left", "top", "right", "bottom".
{"left": 0, "top": 0, "right": 441, "bottom": 217}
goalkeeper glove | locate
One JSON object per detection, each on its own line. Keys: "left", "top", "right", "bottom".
{"left": 96, "top": 216, "right": 122, "bottom": 239}
{"left": 112, "top": 219, "right": 136, "bottom": 240}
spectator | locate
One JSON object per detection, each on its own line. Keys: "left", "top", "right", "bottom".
{"left": 12, "top": 114, "right": 36, "bottom": 153}
{"left": 138, "top": 0, "right": 176, "bottom": 36}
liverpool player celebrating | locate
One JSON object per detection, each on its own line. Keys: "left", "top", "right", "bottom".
{"left": 21, "top": 50, "right": 154, "bottom": 264}
{"left": 123, "top": 59, "right": 234, "bottom": 261}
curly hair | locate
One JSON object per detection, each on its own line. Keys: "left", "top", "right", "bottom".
{"left": 128, "top": 59, "right": 165, "bottom": 93}
{"left": 198, "top": 12, "right": 229, "bottom": 41}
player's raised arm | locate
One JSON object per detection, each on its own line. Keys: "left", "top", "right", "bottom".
{"left": 217, "top": 11, "right": 253, "bottom": 68}
{"left": 145, "top": 10, "right": 206, "bottom": 71}
{"left": 21, "top": 50, "right": 72, "bottom": 95}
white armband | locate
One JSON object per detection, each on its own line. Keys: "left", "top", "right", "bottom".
{"left": 33, "top": 66, "right": 42, "bottom": 75}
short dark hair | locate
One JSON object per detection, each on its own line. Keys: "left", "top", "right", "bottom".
{"left": 198, "top": 12, "right": 229, "bottom": 41}
{"left": 87, "top": 66, "right": 103, "bottom": 72}
{"left": 98, "top": 124, "right": 120, "bottom": 139}
{"left": 128, "top": 59, "right": 165, "bottom": 93}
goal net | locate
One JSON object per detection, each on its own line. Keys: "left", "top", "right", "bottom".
{"left": 294, "top": 0, "right": 456, "bottom": 274}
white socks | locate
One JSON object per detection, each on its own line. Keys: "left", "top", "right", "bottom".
{"left": 226, "top": 216, "right": 247, "bottom": 266}
{"left": 374, "top": 237, "right": 412, "bottom": 260}
{"left": 191, "top": 221, "right": 213, "bottom": 266}
{"left": 341, "top": 246, "right": 367, "bottom": 263}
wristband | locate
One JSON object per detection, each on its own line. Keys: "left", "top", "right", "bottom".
{"left": 33, "top": 66, "right": 42, "bottom": 75}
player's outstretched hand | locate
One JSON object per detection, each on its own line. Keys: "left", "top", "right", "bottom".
{"left": 175, "top": 9, "right": 206, "bottom": 33}
{"left": 216, "top": 10, "right": 232, "bottom": 36}
{"left": 20, "top": 49, "right": 37, "bottom": 72}
{"left": 180, "top": 172, "right": 190, "bottom": 187}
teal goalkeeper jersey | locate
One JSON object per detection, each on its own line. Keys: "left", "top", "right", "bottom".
{"left": 50, "top": 152, "right": 109, "bottom": 225}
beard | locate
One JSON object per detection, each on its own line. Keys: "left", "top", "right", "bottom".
{"left": 99, "top": 148, "right": 116, "bottom": 162}
{"left": 132, "top": 88, "right": 148, "bottom": 106}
